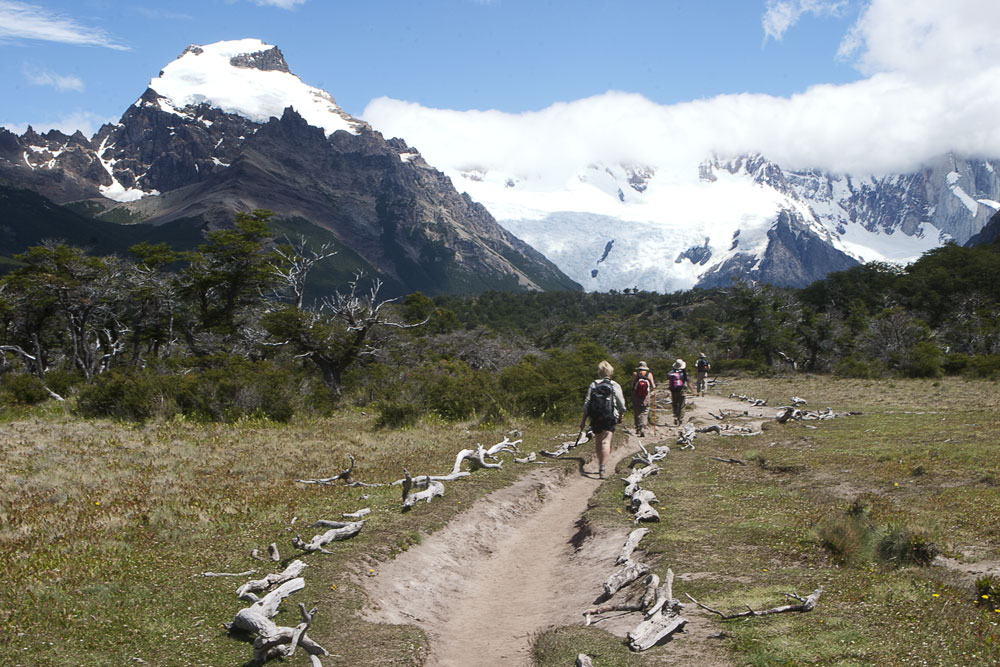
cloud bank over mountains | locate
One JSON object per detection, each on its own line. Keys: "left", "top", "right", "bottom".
{"left": 363, "top": 0, "right": 1000, "bottom": 179}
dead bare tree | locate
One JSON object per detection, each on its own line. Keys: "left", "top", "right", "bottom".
{"left": 270, "top": 235, "right": 337, "bottom": 310}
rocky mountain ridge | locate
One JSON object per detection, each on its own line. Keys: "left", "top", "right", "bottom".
{"left": 0, "top": 40, "right": 579, "bottom": 296}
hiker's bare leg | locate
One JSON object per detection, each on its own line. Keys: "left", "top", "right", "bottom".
{"left": 596, "top": 430, "right": 612, "bottom": 477}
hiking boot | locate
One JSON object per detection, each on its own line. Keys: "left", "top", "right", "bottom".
{"left": 599, "top": 465, "right": 607, "bottom": 479}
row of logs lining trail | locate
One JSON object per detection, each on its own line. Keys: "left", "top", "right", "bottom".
{"left": 207, "top": 433, "right": 532, "bottom": 665}
{"left": 578, "top": 392, "right": 839, "bottom": 660}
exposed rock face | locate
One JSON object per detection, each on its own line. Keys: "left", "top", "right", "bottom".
{"left": 967, "top": 209, "right": 1000, "bottom": 246}
{"left": 0, "top": 42, "right": 579, "bottom": 296}
{"left": 697, "top": 209, "right": 859, "bottom": 288}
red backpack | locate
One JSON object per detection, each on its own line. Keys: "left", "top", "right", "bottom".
{"left": 635, "top": 377, "right": 650, "bottom": 400}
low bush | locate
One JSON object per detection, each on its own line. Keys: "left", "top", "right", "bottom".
{"left": 876, "top": 522, "right": 939, "bottom": 567}
{"left": 374, "top": 399, "right": 422, "bottom": 429}
{"left": 1, "top": 372, "right": 50, "bottom": 405}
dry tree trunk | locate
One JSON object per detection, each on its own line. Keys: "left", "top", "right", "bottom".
{"left": 627, "top": 569, "right": 686, "bottom": 651}
{"left": 685, "top": 587, "right": 824, "bottom": 619}
{"left": 603, "top": 560, "right": 650, "bottom": 597}
{"left": 228, "top": 578, "right": 329, "bottom": 665}
{"left": 402, "top": 480, "right": 445, "bottom": 509}
{"left": 291, "top": 521, "right": 365, "bottom": 554}
{"left": 617, "top": 527, "right": 650, "bottom": 565}
{"left": 236, "top": 560, "right": 307, "bottom": 602}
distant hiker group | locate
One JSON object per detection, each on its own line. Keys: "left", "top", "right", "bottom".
{"left": 581, "top": 354, "right": 712, "bottom": 473}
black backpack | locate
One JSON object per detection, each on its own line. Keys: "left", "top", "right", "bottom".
{"left": 588, "top": 380, "right": 616, "bottom": 423}
{"left": 696, "top": 358, "right": 709, "bottom": 371}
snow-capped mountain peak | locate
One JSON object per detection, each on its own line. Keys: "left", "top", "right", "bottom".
{"left": 146, "top": 39, "right": 364, "bottom": 137}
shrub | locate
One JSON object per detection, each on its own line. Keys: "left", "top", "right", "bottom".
{"left": 965, "top": 354, "right": 1000, "bottom": 379}
{"left": 176, "top": 358, "right": 297, "bottom": 422}
{"left": 76, "top": 370, "right": 178, "bottom": 421}
{"left": 1, "top": 373, "right": 50, "bottom": 405}
{"left": 375, "top": 400, "right": 422, "bottom": 429}
{"left": 902, "top": 341, "right": 943, "bottom": 379}
{"left": 834, "top": 356, "right": 882, "bottom": 379}
{"left": 816, "top": 513, "right": 877, "bottom": 566}
{"left": 876, "top": 523, "right": 938, "bottom": 566}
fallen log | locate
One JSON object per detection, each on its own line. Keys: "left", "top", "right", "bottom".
{"left": 603, "top": 560, "right": 650, "bottom": 597}
{"left": 576, "top": 654, "right": 593, "bottom": 667}
{"left": 236, "top": 560, "right": 307, "bottom": 602}
{"left": 685, "top": 586, "right": 824, "bottom": 619}
{"left": 296, "top": 454, "right": 382, "bottom": 488}
{"left": 514, "top": 452, "right": 537, "bottom": 464}
{"left": 711, "top": 456, "right": 746, "bottom": 465}
{"left": 630, "top": 489, "right": 660, "bottom": 524}
{"left": 585, "top": 573, "right": 660, "bottom": 624}
{"left": 627, "top": 568, "right": 687, "bottom": 651}
{"left": 540, "top": 431, "right": 591, "bottom": 458}
{"left": 291, "top": 521, "right": 364, "bottom": 554}
{"left": 617, "top": 527, "right": 650, "bottom": 565}
{"left": 343, "top": 508, "right": 371, "bottom": 519}
{"left": 623, "top": 464, "right": 660, "bottom": 498}
{"left": 402, "top": 480, "right": 445, "bottom": 510}
{"left": 228, "top": 578, "right": 329, "bottom": 665}
{"left": 199, "top": 569, "right": 257, "bottom": 578}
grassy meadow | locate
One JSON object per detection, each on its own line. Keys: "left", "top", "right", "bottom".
{"left": 2, "top": 376, "right": 1000, "bottom": 666}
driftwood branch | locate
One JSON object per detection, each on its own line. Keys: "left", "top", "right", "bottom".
{"left": 292, "top": 521, "right": 364, "bottom": 554}
{"left": 603, "top": 560, "right": 650, "bottom": 597}
{"left": 236, "top": 560, "right": 307, "bottom": 602}
{"left": 617, "top": 527, "right": 650, "bottom": 565}
{"left": 228, "top": 578, "right": 329, "bottom": 664}
{"left": 684, "top": 586, "right": 824, "bottom": 620}
{"left": 402, "top": 480, "right": 445, "bottom": 509}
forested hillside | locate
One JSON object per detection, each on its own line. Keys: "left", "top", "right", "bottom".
{"left": 2, "top": 207, "right": 998, "bottom": 425}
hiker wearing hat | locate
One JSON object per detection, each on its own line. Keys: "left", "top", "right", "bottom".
{"left": 579, "top": 360, "right": 626, "bottom": 479}
{"left": 665, "top": 359, "right": 691, "bottom": 426}
{"left": 630, "top": 361, "right": 656, "bottom": 437}
{"left": 694, "top": 352, "right": 711, "bottom": 397}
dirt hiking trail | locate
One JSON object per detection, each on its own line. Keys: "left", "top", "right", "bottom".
{"left": 360, "top": 391, "right": 768, "bottom": 666}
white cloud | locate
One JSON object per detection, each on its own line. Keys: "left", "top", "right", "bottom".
{"left": 838, "top": 0, "right": 1000, "bottom": 80}
{"left": 762, "top": 0, "right": 847, "bottom": 42}
{"left": 0, "top": 1, "right": 127, "bottom": 49}
{"left": 23, "top": 66, "right": 84, "bottom": 92}
{"left": 2, "top": 110, "right": 115, "bottom": 137}
{"left": 362, "top": 1, "right": 1000, "bottom": 182}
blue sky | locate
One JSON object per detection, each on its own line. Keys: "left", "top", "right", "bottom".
{"left": 1, "top": 0, "right": 863, "bottom": 133}
{"left": 3, "top": 0, "right": 1000, "bottom": 177}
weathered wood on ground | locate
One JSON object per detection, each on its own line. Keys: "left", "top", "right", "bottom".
{"left": 291, "top": 521, "right": 364, "bottom": 554}
{"left": 603, "top": 560, "right": 650, "bottom": 597}
{"left": 229, "top": 578, "right": 329, "bottom": 665}
{"left": 685, "top": 586, "right": 824, "bottom": 619}
{"left": 617, "top": 527, "right": 650, "bottom": 565}
{"left": 236, "top": 560, "right": 307, "bottom": 602}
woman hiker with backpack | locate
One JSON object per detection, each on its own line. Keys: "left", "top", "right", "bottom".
{"left": 666, "top": 359, "right": 691, "bottom": 426}
{"left": 579, "top": 360, "right": 626, "bottom": 479}
{"left": 694, "top": 352, "right": 711, "bottom": 397}
{"left": 630, "top": 361, "right": 656, "bottom": 437}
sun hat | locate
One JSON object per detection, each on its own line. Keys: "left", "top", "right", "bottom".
{"left": 699, "top": 352, "right": 707, "bottom": 358}
{"left": 636, "top": 361, "right": 649, "bottom": 370}
{"left": 672, "top": 359, "right": 686, "bottom": 370}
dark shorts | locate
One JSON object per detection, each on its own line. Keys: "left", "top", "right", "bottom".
{"left": 591, "top": 416, "right": 617, "bottom": 433}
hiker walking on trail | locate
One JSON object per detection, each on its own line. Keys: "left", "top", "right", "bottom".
{"left": 666, "top": 359, "right": 690, "bottom": 425}
{"left": 630, "top": 361, "right": 656, "bottom": 437}
{"left": 580, "top": 360, "right": 626, "bottom": 479}
{"left": 694, "top": 352, "right": 711, "bottom": 397}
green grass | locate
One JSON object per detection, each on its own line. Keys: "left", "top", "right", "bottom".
{"left": 0, "top": 407, "right": 582, "bottom": 665}
{"left": 3, "top": 377, "right": 1000, "bottom": 665}
{"left": 533, "top": 375, "right": 1000, "bottom": 666}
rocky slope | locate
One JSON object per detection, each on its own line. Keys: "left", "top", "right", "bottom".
{"left": 0, "top": 40, "right": 579, "bottom": 296}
